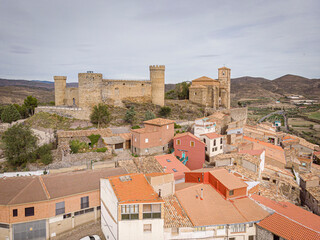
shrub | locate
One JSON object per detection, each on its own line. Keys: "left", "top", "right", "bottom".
{"left": 95, "top": 147, "right": 108, "bottom": 153}
{"left": 13, "top": 104, "right": 29, "bottom": 119}
{"left": 159, "top": 106, "right": 171, "bottom": 117}
{"left": 1, "top": 124, "right": 38, "bottom": 166}
{"left": 174, "top": 123, "right": 181, "bottom": 129}
{"left": 144, "top": 111, "right": 155, "bottom": 121}
{"left": 124, "top": 106, "right": 136, "bottom": 123}
{"left": 131, "top": 125, "right": 141, "bottom": 129}
{"left": 1, "top": 105, "right": 21, "bottom": 123}
{"left": 87, "top": 134, "right": 101, "bottom": 147}
{"left": 24, "top": 96, "right": 38, "bottom": 115}
{"left": 40, "top": 153, "right": 53, "bottom": 165}
{"left": 90, "top": 104, "right": 111, "bottom": 128}
{"left": 70, "top": 140, "right": 88, "bottom": 153}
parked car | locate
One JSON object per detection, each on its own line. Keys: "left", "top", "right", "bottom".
{"left": 80, "top": 235, "right": 101, "bottom": 240}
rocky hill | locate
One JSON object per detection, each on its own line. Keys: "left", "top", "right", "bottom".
{"left": 0, "top": 74, "right": 319, "bottom": 105}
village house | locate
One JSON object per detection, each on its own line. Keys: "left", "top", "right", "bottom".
{"left": 242, "top": 136, "right": 286, "bottom": 169}
{"left": 154, "top": 154, "right": 191, "bottom": 184}
{"left": 199, "top": 132, "right": 224, "bottom": 161}
{"left": 243, "top": 124, "right": 283, "bottom": 146}
{"left": 252, "top": 194, "right": 320, "bottom": 240}
{"left": 131, "top": 118, "right": 175, "bottom": 156}
{"left": 174, "top": 169, "right": 269, "bottom": 239}
{"left": 193, "top": 117, "right": 216, "bottom": 138}
{"left": 0, "top": 168, "right": 127, "bottom": 240}
{"left": 173, "top": 132, "right": 205, "bottom": 170}
{"left": 100, "top": 173, "right": 165, "bottom": 240}
{"left": 299, "top": 172, "right": 320, "bottom": 215}
{"left": 238, "top": 149, "right": 265, "bottom": 178}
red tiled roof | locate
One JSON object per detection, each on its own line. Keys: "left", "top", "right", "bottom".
{"left": 154, "top": 154, "right": 191, "bottom": 180}
{"left": 238, "top": 149, "right": 264, "bottom": 156}
{"left": 210, "top": 168, "right": 248, "bottom": 190}
{"left": 175, "top": 183, "right": 269, "bottom": 226}
{"left": 258, "top": 213, "right": 320, "bottom": 240}
{"left": 108, "top": 173, "right": 164, "bottom": 204}
{"left": 174, "top": 132, "right": 205, "bottom": 145}
{"left": 201, "top": 132, "right": 223, "bottom": 139}
{"left": 251, "top": 194, "right": 320, "bottom": 232}
{"left": 192, "top": 76, "right": 217, "bottom": 82}
{"left": 143, "top": 118, "right": 175, "bottom": 126}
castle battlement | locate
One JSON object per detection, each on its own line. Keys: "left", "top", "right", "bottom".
{"left": 149, "top": 65, "right": 165, "bottom": 70}
{"left": 102, "top": 79, "right": 151, "bottom": 83}
{"left": 54, "top": 76, "right": 67, "bottom": 80}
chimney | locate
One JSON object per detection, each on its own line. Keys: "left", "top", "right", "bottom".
{"left": 158, "top": 189, "right": 161, "bottom": 198}
{"left": 200, "top": 188, "right": 203, "bottom": 200}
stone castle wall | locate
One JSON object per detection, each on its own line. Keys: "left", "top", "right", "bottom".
{"left": 35, "top": 106, "right": 90, "bottom": 120}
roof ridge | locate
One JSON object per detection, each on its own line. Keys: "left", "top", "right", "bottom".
{"left": 8, "top": 178, "right": 38, "bottom": 204}
{"left": 39, "top": 176, "right": 51, "bottom": 199}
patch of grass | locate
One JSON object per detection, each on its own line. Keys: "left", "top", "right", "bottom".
{"left": 307, "top": 111, "right": 320, "bottom": 120}
{"left": 25, "top": 112, "right": 74, "bottom": 130}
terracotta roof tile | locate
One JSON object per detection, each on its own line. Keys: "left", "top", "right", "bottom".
{"left": 143, "top": 118, "right": 175, "bottom": 126}
{"left": 175, "top": 183, "right": 268, "bottom": 226}
{"left": 258, "top": 213, "right": 320, "bottom": 240}
{"left": 201, "top": 132, "right": 223, "bottom": 139}
{"left": 108, "top": 173, "right": 164, "bottom": 204}
{"left": 192, "top": 76, "right": 217, "bottom": 82}
{"left": 154, "top": 154, "right": 191, "bottom": 180}
{"left": 210, "top": 168, "right": 248, "bottom": 190}
{"left": 238, "top": 149, "right": 264, "bottom": 156}
{"left": 251, "top": 194, "right": 320, "bottom": 232}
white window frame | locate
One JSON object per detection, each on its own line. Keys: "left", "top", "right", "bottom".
{"left": 145, "top": 138, "right": 148, "bottom": 143}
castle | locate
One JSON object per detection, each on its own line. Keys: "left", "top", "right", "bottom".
{"left": 54, "top": 65, "right": 165, "bottom": 108}
{"left": 189, "top": 67, "right": 231, "bottom": 109}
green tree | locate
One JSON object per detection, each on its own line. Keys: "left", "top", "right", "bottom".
{"left": 2, "top": 124, "right": 38, "bottom": 166}
{"left": 1, "top": 105, "right": 21, "bottom": 123}
{"left": 90, "top": 104, "right": 111, "bottom": 128}
{"left": 13, "top": 104, "right": 29, "bottom": 119}
{"left": 177, "top": 82, "right": 191, "bottom": 99}
{"left": 124, "top": 106, "right": 136, "bottom": 124}
{"left": 24, "top": 96, "right": 38, "bottom": 115}
{"left": 144, "top": 111, "right": 156, "bottom": 121}
{"left": 159, "top": 106, "right": 171, "bottom": 117}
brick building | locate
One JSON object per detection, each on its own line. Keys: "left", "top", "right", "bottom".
{"left": 0, "top": 168, "right": 126, "bottom": 240}
{"left": 131, "top": 118, "right": 175, "bottom": 156}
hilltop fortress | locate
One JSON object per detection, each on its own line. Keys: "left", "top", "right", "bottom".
{"left": 36, "top": 65, "right": 231, "bottom": 120}
{"left": 54, "top": 65, "right": 165, "bottom": 108}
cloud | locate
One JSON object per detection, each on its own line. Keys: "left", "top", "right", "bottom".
{"left": 0, "top": 0, "right": 319, "bottom": 83}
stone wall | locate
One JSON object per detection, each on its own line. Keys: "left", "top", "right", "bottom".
{"left": 35, "top": 106, "right": 91, "bottom": 120}
{"left": 230, "top": 107, "right": 248, "bottom": 122}
{"left": 65, "top": 87, "right": 79, "bottom": 106}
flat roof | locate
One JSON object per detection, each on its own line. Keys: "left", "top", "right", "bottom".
{"left": 210, "top": 168, "right": 248, "bottom": 190}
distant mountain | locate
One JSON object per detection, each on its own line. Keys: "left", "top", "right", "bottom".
{"left": 0, "top": 74, "right": 319, "bottom": 105}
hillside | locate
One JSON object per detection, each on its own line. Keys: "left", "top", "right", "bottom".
{"left": 0, "top": 75, "right": 319, "bottom": 105}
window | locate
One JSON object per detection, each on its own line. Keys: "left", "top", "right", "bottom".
{"left": 56, "top": 201, "right": 65, "bottom": 215}
{"left": 144, "top": 224, "right": 152, "bottom": 232}
{"left": 203, "top": 138, "right": 206, "bottom": 143}
{"left": 205, "top": 147, "right": 207, "bottom": 151}
{"left": 121, "top": 204, "right": 139, "bottom": 220}
{"left": 13, "top": 209, "right": 18, "bottom": 217}
{"left": 63, "top": 213, "right": 71, "bottom": 219}
{"left": 190, "top": 141, "right": 195, "bottom": 147}
{"left": 160, "top": 138, "right": 162, "bottom": 142}
{"left": 249, "top": 223, "right": 253, "bottom": 227}
{"left": 0, "top": 223, "right": 9, "bottom": 229}
{"left": 145, "top": 149, "right": 149, "bottom": 153}
{"left": 97, "top": 206, "right": 101, "bottom": 210}
{"left": 214, "top": 139, "right": 216, "bottom": 146}
{"left": 302, "top": 162, "right": 306, "bottom": 167}
{"left": 229, "top": 238, "right": 235, "bottom": 240}
{"left": 143, "top": 204, "right": 161, "bottom": 219}
{"left": 229, "top": 190, "right": 234, "bottom": 196}
{"left": 220, "top": 138, "right": 223, "bottom": 144}
{"left": 176, "top": 139, "right": 181, "bottom": 145}
{"left": 194, "top": 227, "right": 206, "bottom": 231}
{"left": 81, "top": 196, "right": 89, "bottom": 209}
{"left": 220, "top": 146, "right": 222, "bottom": 150}
{"left": 25, "top": 207, "right": 34, "bottom": 217}
{"left": 172, "top": 168, "right": 177, "bottom": 172}
{"left": 273, "top": 235, "right": 280, "bottom": 240}
{"left": 212, "top": 148, "right": 215, "bottom": 152}
{"left": 167, "top": 125, "right": 169, "bottom": 129}
{"left": 230, "top": 224, "right": 245, "bottom": 233}
{"left": 249, "top": 235, "right": 254, "bottom": 240}
{"left": 215, "top": 147, "right": 217, "bottom": 151}
{"left": 145, "top": 138, "right": 149, "bottom": 143}
{"left": 135, "top": 137, "right": 137, "bottom": 142}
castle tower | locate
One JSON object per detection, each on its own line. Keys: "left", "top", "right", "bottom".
{"left": 218, "top": 67, "right": 231, "bottom": 109}
{"left": 150, "top": 65, "right": 165, "bottom": 106}
{"left": 54, "top": 76, "right": 67, "bottom": 106}
{"left": 78, "top": 71, "right": 103, "bottom": 108}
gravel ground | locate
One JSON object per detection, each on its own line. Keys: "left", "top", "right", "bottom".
{"left": 53, "top": 220, "right": 106, "bottom": 240}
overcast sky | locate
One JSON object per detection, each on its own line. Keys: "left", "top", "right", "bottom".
{"left": 0, "top": 0, "right": 319, "bottom": 83}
